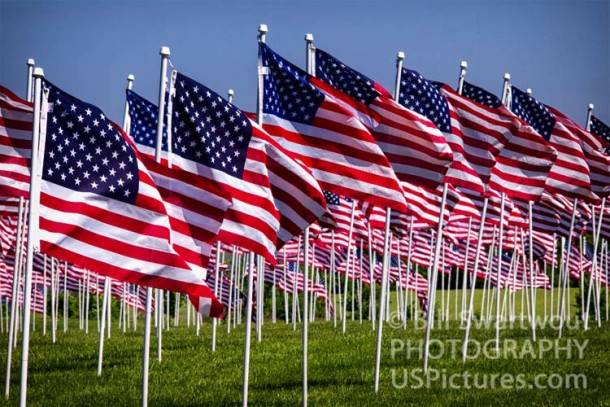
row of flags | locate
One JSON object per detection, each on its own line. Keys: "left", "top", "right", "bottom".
{"left": 1, "top": 39, "right": 610, "bottom": 318}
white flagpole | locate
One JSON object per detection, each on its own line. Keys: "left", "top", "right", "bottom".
{"left": 301, "top": 32, "right": 316, "bottom": 407}
{"left": 211, "top": 241, "right": 221, "bottom": 352}
{"left": 404, "top": 218, "right": 414, "bottom": 328}
{"left": 342, "top": 201, "right": 357, "bottom": 334}
{"left": 331, "top": 231, "right": 338, "bottom": 328}
{"left": 494, "top": 193, "right": 506, "bottom": 351}
{"left": 293, "top": 238, "right": 301, "bottom": 330}
{"left": 302, "top": 227, "right": 310, "bottom": 406}
{"left": 97, "top": 277, "right": 110, "bottom": 376}
{"left": 527, "top": 202, "right": 537, "bottom": 339}
{"left": 155, "top": 50, "right": 172, "bottom": 365}
{"left": 585, "top": 198, "right": 605, "bottom": 328}
{"left": 367, "top": 223, "right": 375, "bottom": 330}
{"left": 374, "top": 208, "right": 392, "bottom": 393}
{"left": 373, "top": 50, "right": 406, "bottom": 392}
{"left": 242, "top": 252, "right": 256, "bottom": 407}
{"left": 583, "top": 104, "right": 603, "bottom": 329}
{"left": 227, "top": 245, "right": 236, "bottom": 332}
{"left": 63, "top": 261, "right": 68, "bottom": 332}
{"left": 26, "top": 59, "right": 35, "bottom": 102}
{"left": 460, "top": 217, "right": 473, "bottom": 323}
{"left": 558, "top": 199, "right": 578, "bottom": 338}
{"left": 43, "top": 256, "right": 48, "bottom": 335}
{"left": 97, "top": 73, "right": 135, "bottom": 375}
{"left": 462, "top": 199, "right": 489, "bottom": 361}
{"left": 5, "top": 197, "right": 25, "bottom": 398}
{"left": 141, "top": 46, "right": 170, "bottom": 407}
{"left": 240, "top": 24, "right": 268, "bottom": 407}
{"left": 18, "top": 67, "right": 44, "bottom": 407}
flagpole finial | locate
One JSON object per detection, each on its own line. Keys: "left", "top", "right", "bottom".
{"left": 160, "top": 47, "right": 170, "bottom": 57}
{"left": 457, "top": 61, "right": 468, "bottom": 94}
{"left": 127, "top": 74, "right": 135, "bottom": 81}
{"left": 258, "top": 24, "right": 268, "bottom": 44}
{"left": 526, "top": 88, "right": 532, "bottom": 95}
{"left": 228, "top": 89, "right": 234, "bottom": 96}
{"left": 33, "top": 67, "right": 44, "bottom": 78}
{"left": 305, "top": 33, "right": 314, "bottom": 42}
{"left": 27, "top": 58, "right": 35, "bottom": 67}
{"left": 503, "top": 73, "right": 511, "bottom": 81}
{"left": 396, "top": 51, "right": 405, "bottom": 61}
{"left": 588, "top": 103, "right": 594, "bottom": 110}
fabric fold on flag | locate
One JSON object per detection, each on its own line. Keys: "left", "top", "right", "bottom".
{"left": 0, "top": 85, "right": 33, "bottom": 201}
{"left": 510, "top": 86, "right": 598, "bottom": 204}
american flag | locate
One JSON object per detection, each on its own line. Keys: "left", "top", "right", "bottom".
{"left": 323, "top": 191, "right": 368, "bottom": 244}
{"left": 126, "top": 89, "right": 235, "bottom": 276}
{"left": 129, "top": 88, "right": 328, "bottom": 254}
{"left": 206, "top": 270, "right": 245, "bottom": 311}
{"left": 590, "top": 115, "right": 610, "bottom": 146}
{"left": 511, "top": 86, "right": 598, "bottom": 203}
{"left": 38, "top": 80, "right": 223, "bottom": 317}
{"left": 313, "top": 48, "right": 452, "bottom": 189}
{"left": 398, "top": 69, "right": 484, "bottom": 192}
{"left": 548, "top": 106, "right": 610, "bottom": 198}
{"left": 398, "top": 182, "right": 462, "bottom": 230}
{"left": 462, "top": 81, "right": 557, "bottom": 202}
{"left": 125, "top": 89, "right": 167, "bottom": 162}
{"left": 437, "top": 83, "right": 511, "bottom": 189}
{"left": 260, "top": 43, "right": 407, "bottom": 213}
{"left": 171, "top": 72, "right": 328, "bottom": 262}
{"left": 0, "top": 85, "right": 33, "bottom": 215}
{"left": 0, "top": 216, "right": 18, "bottom": 258}
{"left": 169, "top": 72, "right": 281, "bottom": 264}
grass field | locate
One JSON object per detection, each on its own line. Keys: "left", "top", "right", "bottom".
{"left": 1, "top": 288, "right": 609, "bottom": 406}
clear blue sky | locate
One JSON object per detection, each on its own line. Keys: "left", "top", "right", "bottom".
{"left": 1, "top": 0, "right": 608, "bottom": 127}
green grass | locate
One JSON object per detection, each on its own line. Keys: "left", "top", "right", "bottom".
{"left": 1, "top": 289, "right": 609, "bottom": 406}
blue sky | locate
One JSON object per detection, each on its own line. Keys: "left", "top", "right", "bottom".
{"left": 1, "top": 0, "right": 608, "bottom": 127}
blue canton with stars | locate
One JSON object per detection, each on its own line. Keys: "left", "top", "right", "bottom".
{"left": 260, "top": 43, "right": 324, "bottom": 125}
{"left": 462, "top": 81, "right": 502, "bottom": 109}
{"left": 172, "top": 72, "right": 251, "bottom": 178}
{"left": 43, "top": 81, "right": 138, "bottom": 204}
{"left": 322, "top": 190, "right": 339, "bottom": 206}
{"left": 510, "top": 86, "right": 555, "bottom": 141}
{"left": 315, "top": 48, "right": 379, "bottom": 106}
{"left": 322, "top": 190, "right": 352, "bottom": 207}
{"left": 398, "top": 68, "right": 451, "bottom": 133}
{"left": 591, "top": 115, "right": 610, "bottom": 145}
{"left": 125, "top": 89, "right": 167, "bottom": 151}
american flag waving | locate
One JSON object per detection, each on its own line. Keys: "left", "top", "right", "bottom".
{"left": 0, "top": 85, "right": 33, "bottom": 215}
{"left": 511, "top": 86, "right": 598, "bottom": 203}
{"left": 590, "top": 115, "right": 610, "bottom": 147}
{"left": 169, "top": 72, "right": 281, "bottom": 264}
{"left": 260, "top": 43, "right": 407, "bottom": 214}
{"left": 547, "top": 106, "right": 610, "bottom": 199}
{"left": 126, "top": 89, "right": 234, "bottom": 277}
{"left": 461, "top": 81, "right": 556, "bottom": 202}
{"left": 125, "top": 89, "right": 167, "bottom": 161}
{"left": 313, "top": 48, "right": 453, "bottom": 190}
{"left": 398, "top": 69, "right": 485, "bottom": 193}
{"left": 38, "top": 81, "right": 223, "bottom": 317}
